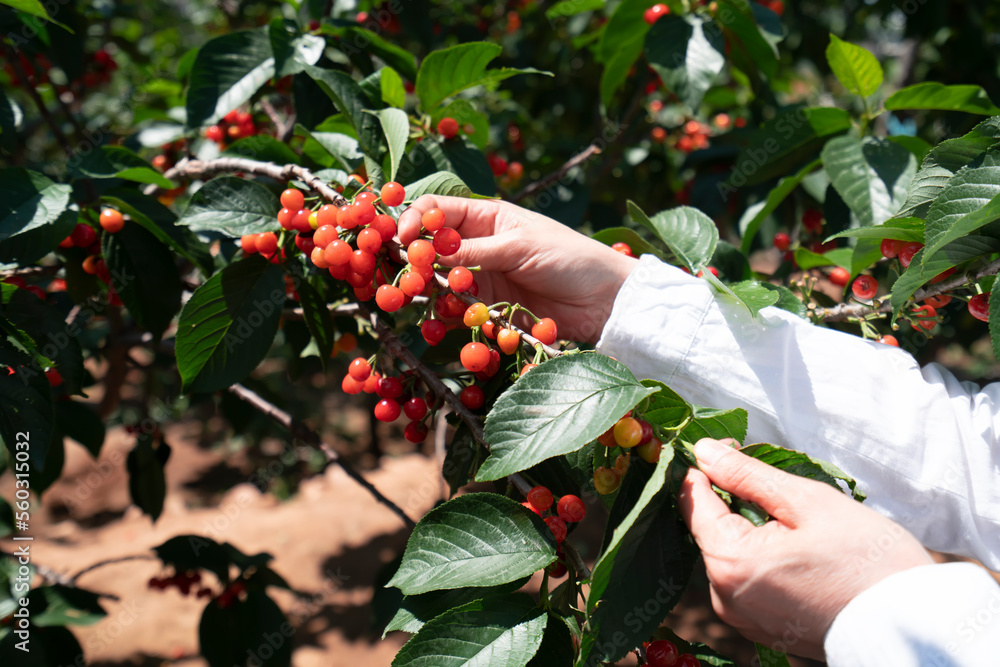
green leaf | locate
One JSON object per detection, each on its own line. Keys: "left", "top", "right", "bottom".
{"left": 294, "top": 279, "right": 334, "bottom": 368}
{"left": 32, "top": 585, "right": 106, "bottom": 627}
{"left": 431, "top": 100, "right": 489, "bottom": 151}
{"left": 322, "top": 26, "right": 417, "bottom": 81}
{"left": 0, "top": 0, "right": 71, "bottom": 30}
{"left": 792, "top": 246, "right": 853, "bottom": 270}
{"left": 727, "top": 280, "right": 780, "bottom": 317}
{"left": 826, "top": 217, "right": 924, "bottom": 243}
{"left": 0, "top": 168, "right": 72, "bottom": 242}
{"left": 186, "top": 28, "right": 275, "bottom": 128}
{"left": 889, "top": 135, "right": 933, "bottom": 163}
{"left": 415, "top": 41, "right": 550, "bottom": 111}
{"left": 645, "top": 14, "right": 726, "bottom": 112}
{"left": 730, "top": 107, "right": 851, "bottom": 186}
{"left": 581, "top": 447, "right": 697, "bottom": 665}
{"left": 821, "top": 136, "right": 917, "bottom": 227}
{"left": 380, "top": 66, "right": 406, "bottom": 108}
{"left": 1, "top": 288, "right": 83, "bottom": 395}
{"left": 739, "top": 159, "right": 821, "bottom": 254}
{"left": 627, "top": 202, "right": 718, "bottom": 273}
{"left": 989, "top": 288, "right": 1000, "bottom": 362}
{"left": 547, "top": 0, "right": 604, "bottom": 19}
{"left": 886, "top": 83, "right": 1000, "bottom": 116}
{"left": 761, "top": 283, "right": 809, "bottom": 319}
{"left": 741, "top": 443, "right": 864, "bottom": 500}
{"left": 305, "top": 65, "right": 383, "bottom": 157}
{"left": 298, "top": 122, "right": 365, "bottom": 171}
{"left": 387, "top": 493, "right": 556, "bottom": 595}
{"left": 222, "top": 135, "right": 302, "bottom": 165}
{"left": 890, "top": 237, "right": 1000, "bottom": 313}
{"left": 478, "top": 354, "right": 658, "bottom": 481}
{"left": 596, "top": 0, "right": 656, "bottom": 106}
{"left": 77, "top": 146, "right": 174, "bottom": 189}
{"left": 367, "top": 107, "right": 409, "bottom": 182}
{"left": 102, "top": 190, "right": 215, "bottom": 277}
{"left": 391, "top": 594, "right": 546, "bottom": 667}
{"left": 0, "top": 626, "right": 83, "bottom": 666}
{"left": 175, "top": 256, "right": 285, "bottom": 394}
{"left": 640, "top": 380, "right": 692, "bottom": 429}
{"left": 102, "top": 222, "right": 183, "bottom": 340}
{"left": 591, "top": 227, "right": 665, "bottom": 261}
{"left": 527, "top": 614, "right": 576, "bottom": 667}
{"left": 385, "top": 579, "right": 528, "bottom": 636}
{"left": 922, "top": 148, "right": 1000, "bottom": 262}
{"left": 0, "top": 207, "right": 76, "bottom": 267}
{"left": 154, "top": 535, "right": 232, "bottom": 586}
{"left": 755, "top": 644, "right": 792, "bottom": 667}
{"left": 826, "top": 34, "right": 883, "bottom": 97}
{"left": 680, "top": 405, "right": 749, "bottom": 443}
{"left": 177, "top": 176, "right": 281, "bottom": 237}
{"left": 895, "top": 117, "right": 1000, "bottom": 220}
{"left": 55, "top": 400, "right": 105, "bottom": 458}
{"left": 406, "top": 139, "right": 496, "bottom": 197}
{"left": 199, "top": 590, "right": 292, "bottom": 667}
{"left": 126, "top": 434, "right": 170, "bottom": 522}
{"left": 269, "top": 19, "right": 324, "bottom": 77}
{"left": 403, "top": 172, "right": 472, "bottom": 200}
{"left": 716, "top": 0, "right": 778, "bottom": 80}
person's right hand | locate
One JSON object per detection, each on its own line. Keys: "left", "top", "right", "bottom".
{"left": 397, "top": 196, "right": 637, "bottom": 344}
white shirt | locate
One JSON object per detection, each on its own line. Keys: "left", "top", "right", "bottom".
{"left": 596, "top": 255, "right": 1000, "bottom": 665}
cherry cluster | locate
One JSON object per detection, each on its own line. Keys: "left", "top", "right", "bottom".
{"left": 644, "top": 639, "right": 702, "bottom": 667}
{"left": 204, "top": 109, "right": 261, "bottom": 147}
{"left": 521, "top": 485, "right": 587, "bottom": 577}
{"left": 594, "top": 413, "right": 662, "bottom": 495}
{"left": 147, "top": 570, "right": 212, "bottom": 598}
{"left": 54, "top": 210, "right": 128, "bottom": 305}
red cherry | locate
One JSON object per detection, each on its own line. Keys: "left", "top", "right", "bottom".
{"left": 526, "top": 486, "right": 553, "bottom": 512}
{"left": 376, "top": 285, "right": 405, "bottom": 312}
{"left": 277, "top": 207, "right": 296, "bottom": 230}
{"left": 421, "top": 320, "right": 447, "bottom": 345}
{"left": 70, "top": 223, "right": 97, "bottom": 248}
{"left": 99, "top": 208, "right": 125, "bottom": 233}
{"left": 336, "top": 204, "right": 356, "bottom": 229}
{"left": 544, "top": 516, "right": 567, "bottom": 543}
{"left": 240, "top": 235, "right": 258, "bottom": 254}
{"left": 898, "top": 242, "right": 923, "bottom": 269}
{"left": 342, "top": 374, "right": 364, "bottom": 394}
{"left": 399, "top": 272, "right": 425, "bottom": 297}
{"left": 880, "top": 238, "right": 903, "bottom": 259}
{"left": 911, "top": 304, "right": 937, "bottom": 330}
{"left": 801, "top": 208, "right": 824, "bottom": 233}
{"left": 350, "top": 249, "right": 377, "bottom": 274}
{"left": 380, "top": 182, "right": 406, "bottom": 207}
{"left": 460, "top": 342, "right": 491, "bottom": 372}
{"left": 374, "top": 398, "right": 401, "bottom": 422}
{"left": 556, "top": 495, "right": 586, "bottom": 523}
{"left": 27, "top": 285, "right": 48, "bottom": 299}
{"left": 460, "top": 385, "right": 485, "bottom": 409}
{"left": 348, "top": 357, "right": 371, "bottom": 381}
{"left": 675, "top": 654, "right": 701, "bottom": 667}
{"left": 773, "top": 232, "right": 790, "bottom": 251}
{"left": 404, "top": 420, "right": 428, "bottom": 443}
{"left": 294, "top": 233, "right": 315, "bottom": 255}
{"left": 407, "top": 239, "right": 436, "bottom": 266}
{"left": 403, "top": 397, "right": 428, "bottom": 421}
{"left": 316, "top": 204, "right": 338, "bottom": 228}
{"left": 421, "top": 208, "right": 447, "bottom": 233}
{"left": 852, "top": 275, "right": 878, "bottom": 300}
{"left": 448, "top": 267, "right": 474, "bottom": 292}
{"left": 969, "top": 293, "right": 990, "bottom": 322}
{"left": 291, "top": 209, "right": 312, "bottom": 232}
{"left": 880, "top": 335, "right": 900, "bottom": 347}
{"left": 924, "top": 294, "right": 952, "bottom": 309}
{"left": 437, "top": 117, "right": 459, "bottom": 139}
{"left": 324, "top": 239, "right": 352, "bottom": 266}
{"left": 610, "top": 242, "right": 635, "bottom": 257}
{"left": 531, "top": 318, "right": 558, "bottom": 345}
{"left": 496, "top": 328, "right": 520, "bottom": 355}
{"left": 45, "top": 368, "right": 63, "bottom": 387}
{"left": 646, "top": 640, "right": 680, "bottom": 667}
{"left": 546, "top": 559, "right": 568, "bottom": 578}
{"left": 433, "top": 228, "right": 462, "bottom": 256}
{"left": 313, "top": 224, "right": 338, "bottom": 249}
{"left": 255, "top": 232, "right": 278, "bottom": 256}
{"left": 643, "top": 3, "right": 669, "bottom": 24}
{"left": 829, "top": 266, "right": 850, "bottom": 287}
{"left": 370, "top": 214, "right": 397, "bottom": 242}
{"left": 351, "top": 200, "right": 377, "bottom": 227}
{"left": 280, "top": 188, "right": 305, "bottom": 210}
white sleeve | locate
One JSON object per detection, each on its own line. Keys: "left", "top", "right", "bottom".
{"left": 823, "top": 563, "right": 1000, "bottom": 666}
{"left": 596, "top": 255, "right": 1000, "bottom": 571}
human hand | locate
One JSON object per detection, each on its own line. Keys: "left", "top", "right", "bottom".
{"left": 678, "top": 438, "right": 933, "bottom": 659}
{"left": 397, "top": 196, "right": 637, "bottom": 344}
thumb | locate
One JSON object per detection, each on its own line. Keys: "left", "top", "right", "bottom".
{"left": 692, "top": 438, "right": 808, "bottom": 522}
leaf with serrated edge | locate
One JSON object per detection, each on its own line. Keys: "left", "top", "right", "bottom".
{"left": 821, "top": 136, "right": 916, "bottom": 227}
{"left": 826, "top": 34, "right": 883, "bottom": 97}
{"left": 890, "top": 237, "right": 1000, "bottom": 314}
{"left": 384, "top": 579, "right": 528, "bottom": 636}
{"left": 387, "top": 494, "right": 555, "bottom": 595}
{"left": 177, "top": 177, "right": 281, "bottom": 237}
{"left": 0, "top": 168, "right": 72, "bottom": 242}
{"left": 391, "top": 594, "right": 546, "bottom": 667}
{"left": 478, "top": 354, "right": 658, "bottom": 481}
{"left": 186, "top": 28, "right": 275, "bottom": 128}
{"left": 645, "top": 15, "right": 725, "bottom": 112}
{"left": 628, "top": 201, "right": 718, "bottom": 273}
{"left": 922, "top": 148, "right": 1000, "bottom": 263}
{"left": 886, "top": 83, "right": 1000, "bottom": 116}
{"left": 366, "top": 108, "right": 409, "bottom": 182}
{"left": 404, "top": 172, "right": 472, "bottom": 201}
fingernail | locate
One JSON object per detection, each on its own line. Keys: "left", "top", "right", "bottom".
{"left": 693, "top": 438, "right": 730, "bottom": 466}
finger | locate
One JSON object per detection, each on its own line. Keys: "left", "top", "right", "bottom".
{"left": 678, "top": 467, "right": 753, "bottom": 553}
{"left": 692, "top": 438, "right": 808, "bottom": 522}
{"left": 397, "top": 195, "right": 502, "bottom": 245}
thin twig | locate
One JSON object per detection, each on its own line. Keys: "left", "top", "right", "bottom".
{"left": 512, "top": 144, "right": 602, "bottom": 203}
{"left": 228, "top": 383, "right": 416, "bottom": 529}
{"left": 815, "top": 257, "right": 1000, "bottom": 322}
{"left": 0, "top": 40, "right": 73, "bottom": 156}
{"left": 70, "top": 554, "right": 157, "bottom": 584}
{"left": 260, "top": 98, "right": 295, "bottom": 143}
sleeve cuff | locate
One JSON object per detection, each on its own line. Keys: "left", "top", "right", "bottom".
{"left": 824, "top": 563, "right": 1000, "bottom": 666}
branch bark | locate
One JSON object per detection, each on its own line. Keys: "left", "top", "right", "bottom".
{"left": 511, "top": 144, "right": 602, "bottom": 204}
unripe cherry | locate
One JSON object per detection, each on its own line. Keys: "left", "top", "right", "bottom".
{"left": 497, "top": 328, "right": 520, "bottom": 355}
{"left": 463, "top": 303, "right": 490, "bottom": 328}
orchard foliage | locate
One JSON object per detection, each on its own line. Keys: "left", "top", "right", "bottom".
{"left": 2, "top": 0, "right": 1000, "bottom": 666}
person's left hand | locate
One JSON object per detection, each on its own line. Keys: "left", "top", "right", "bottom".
{"left": 678, "top": 438, "right": 934, "bottom": 659}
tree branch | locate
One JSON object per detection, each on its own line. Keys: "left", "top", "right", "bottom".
{"left": 70, "top": 554, "right": 156, "bottom": 584}
{"left": 0, "top": 40, "right": 73, "bottom": 157}
{"left": 815, "top": 257, "right": 1000, "bottom": 322}
{"left": 228, "top": 382, "right": 416, "bottom": 529}
{"left": 260, "top": 98, "right": 296, "bottom": 143}
{"left": 511, "top": 144, "right": 603, "bottom": 204}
